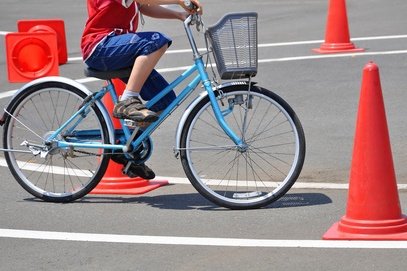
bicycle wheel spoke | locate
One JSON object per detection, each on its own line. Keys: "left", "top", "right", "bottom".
{"left": 4, "top": 82, "right": 110, "bottom": 202}
{"left": 181, "top": 86, "right": 305, "bottom": 209}
{"left": 197, "top": 112, "right": 231, "bottom": 141}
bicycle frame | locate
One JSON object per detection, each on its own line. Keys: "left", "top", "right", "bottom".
{"left": 51, "top": 15, "right": 244, "bottom": 155}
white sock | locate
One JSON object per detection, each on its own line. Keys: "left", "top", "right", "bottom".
{"left": 120, "top": 90, "right": 140, "bottom": 101}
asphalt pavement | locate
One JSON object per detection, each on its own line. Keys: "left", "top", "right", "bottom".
{"left": 0, "top": 0, "right": 407, "bottom": 270}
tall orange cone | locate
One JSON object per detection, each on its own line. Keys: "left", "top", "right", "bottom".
{"left": 323, "top": 62, "right": 407, "bottom": 240}
{"left": 90, "top": 79, "right": 168, "bottom": 195}
{"left": 313, "top": 0, "right": 364, "bottom": 54}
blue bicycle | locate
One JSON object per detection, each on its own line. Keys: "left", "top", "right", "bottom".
{"left": 1, "top": 12, "right": 305, "bottom": 209}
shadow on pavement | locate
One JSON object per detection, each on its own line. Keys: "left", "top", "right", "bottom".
{"left": 269, "top": 193, "right": 332, "bottom": 208}
{"left": 23, "top": 191, "right": 332, "bottom": 211}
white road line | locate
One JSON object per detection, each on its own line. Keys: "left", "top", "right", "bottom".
{"left": 259, "top": 34, "right": 407, "bottom": 47}
{"left": 258, "top": 49, "right": 407, "bottom": 63}
{"left": 24, "top": 33, "right": 407, "bottom": 64}
{"left": 0, "top": 156, "right": 405, "bottom": 189}
{"left": 67, "top": 56, "right": 83, "bottom": 62}
{"left": 352, "top": 34, "right": 407, "bottom": 41}
{"left": 70, "top": 49, "right": 407, "bottom": 66}
{"left": 1, "top": 228, "right": 407, "bottom": 249}
{"left": 156, "top": 176, "right": 407, "bottom": 190}
{"left": 64, "top": 34, "right": 407, "bottom": 62}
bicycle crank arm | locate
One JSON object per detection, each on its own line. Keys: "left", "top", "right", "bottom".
{"left": 0, "top": 148, "right": 33, "bottom": 154}
{"left": 20, "top": 140, "right": 50, "bottom": 157}
{"left": 125, "top": 126, "right": 140, "bottom": 153}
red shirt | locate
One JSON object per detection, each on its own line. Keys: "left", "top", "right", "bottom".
{"left": 81, "top": 0, "right": 140, "bottom": 61}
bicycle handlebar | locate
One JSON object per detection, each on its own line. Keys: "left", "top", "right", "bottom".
{"left": 183, "top": 15, "right": 200, "bottom": 57}
{"left": 185, "top": 13, "right": 201, "bottom": 27}
{"left": 185, "top": 2, "right": 198, "bottom": 11}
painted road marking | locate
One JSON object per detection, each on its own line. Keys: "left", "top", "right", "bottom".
{"left": 1, "top": 228, "right": 407, "bottom": 249}
{"left": 61, "top": 34, "right": 407, "bottom": 62}
{"left": 156, "top": 176, "right": 407, "bottom": 190}
{"left": 0, "top": 157, "right": 406, "bottom": 189}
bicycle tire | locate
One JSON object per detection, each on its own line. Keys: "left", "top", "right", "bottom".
{"left": 3, "top": 81, "right": 110, "bottom": 202}
{"left": 180, "top": 85, "right": 305, "bottom": 209}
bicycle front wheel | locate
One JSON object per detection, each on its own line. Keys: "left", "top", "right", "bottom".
{"left": 180, "top": 85, "right": 305, "bottom": 209}
{"left": 3, "top": 81, "right": 110, "bottom": 202}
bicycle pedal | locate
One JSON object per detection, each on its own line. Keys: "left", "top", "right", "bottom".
{"left": 122, "top": 161, "right": 133, "bottom": 175}
{"left": 124, "top": 119, "right": 137, "bottom": 128}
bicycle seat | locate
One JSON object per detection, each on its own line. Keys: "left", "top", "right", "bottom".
{"left": 84, "top": 66, "right": 132, "bottom": 80}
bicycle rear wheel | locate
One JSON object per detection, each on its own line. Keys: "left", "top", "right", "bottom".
{"left": 180, "top": 85, "right": 305, "bottom": 209}
{"left": 3, "top": 81, "right": 110, "bottom": 202}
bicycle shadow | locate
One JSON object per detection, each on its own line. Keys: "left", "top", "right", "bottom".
{"left": 70, "top": 191, "right": 332, "bottom": 211}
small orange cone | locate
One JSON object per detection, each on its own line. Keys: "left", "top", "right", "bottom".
{"left": 18, "top": 19, "right": 68, "bottom": 65}
{"left": 323, "top": 62, "right": 407, "bottom": 240}
{"left": 313, "top": 0, "right": 364, "bottom": 54}
{"left": 5, "top": 32, "right": 59, "bottom": 83}
{"left": 90, "top": 79, "right": 168, "bottom": 195}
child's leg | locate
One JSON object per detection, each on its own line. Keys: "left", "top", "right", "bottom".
{"left": 85, "top": 32, "right": 171, "bottom": 122}
{"left": 125, "top": 44, "right": 168, "bottom": 94}
{"left": 113, "top": 44, "right": 168, "bottom": 122}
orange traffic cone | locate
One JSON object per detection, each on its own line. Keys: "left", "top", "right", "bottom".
{"left": 323, "top": 62, "right": 407, "bottom": 240}
{"left": 313, "top": 0, "right": 364, "bottom": 54}
{"left": 90, "top": 79, "right": 168, "bottom": 195}
{"left": 5, "top": 32, "right": 59, "bottom": 83}
{"left": 18, "top": 19, "right": 68, "bottom": 65}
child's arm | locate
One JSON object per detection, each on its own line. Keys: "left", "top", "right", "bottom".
{"left": 137, "top": 0, "right": 202, "bottom": 13}
{"left": 140, "top": 4, "right": 188, "bottom": 21}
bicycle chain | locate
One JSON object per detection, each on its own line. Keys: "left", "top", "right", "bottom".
{"left": 70, "top": 149, "right": 101, "bottom": 157}
{"left": 72, "top": 149, "right": 130, "bottom": 158}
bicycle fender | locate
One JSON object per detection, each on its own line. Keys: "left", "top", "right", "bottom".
{"left": 174, "top": 80, "right": 254, "bottom": 155}
{"left": 0, "top": 76, "right": 115, "bottom": 144}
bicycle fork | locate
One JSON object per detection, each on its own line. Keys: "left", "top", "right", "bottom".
{"left": 197, "top": 61, "right": 246, "bottom": 149}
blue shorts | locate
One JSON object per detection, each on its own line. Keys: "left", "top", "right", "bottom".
{"left": 85, "top": 32, "right": 175, "bottom": 112}
{"left": 85, "top": 31, "right": 172, "bottom": 71}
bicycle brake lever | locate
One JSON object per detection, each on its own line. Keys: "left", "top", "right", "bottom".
{"left": 192, "top": 14, "right": 203, "bottom": 31}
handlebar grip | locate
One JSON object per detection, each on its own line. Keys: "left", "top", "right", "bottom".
{"left": 185, "top": 1, "right": 198, "bottom": 11}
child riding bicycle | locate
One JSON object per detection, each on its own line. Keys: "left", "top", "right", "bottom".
{"left": 81, "top": 0, "right": 202, "bottom": 179}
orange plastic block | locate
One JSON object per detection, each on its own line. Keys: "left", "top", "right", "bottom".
{"left": 5, "top": 32, "right": 59, "bottom": 83}
{"left": 18, "top": 19, "right": 68, "bottom": 64}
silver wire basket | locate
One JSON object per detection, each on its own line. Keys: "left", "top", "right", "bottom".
{"left": 206, "top": 12, "right": 258, "bottom": 80}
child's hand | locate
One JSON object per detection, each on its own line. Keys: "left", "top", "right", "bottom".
{"left": 180, "top": 0, "right": 203, "bottom": 15}
{"left": 177, "top": 11, "right": 190, "bottom": 21}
